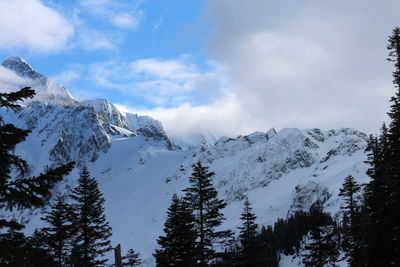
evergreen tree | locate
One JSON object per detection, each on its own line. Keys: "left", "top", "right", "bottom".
{"left": 26, "top": 229, "right": 58, "bottom": 267}
{"left": 69, "top": 166, "right": 112, "bottom": 267}
{"left": 0, "top": 228, "right": 56, "bottom": 267}
{"left": 338, "top": 175, "right": 361, "bottom": 263}
{"left": 0, "top": 87, "right": 74, "bottom": 264}
{"left": 237, "top": 198, "right": 262, "bottom": 266}
{"left": 362, "top": 132, "right": 389, "bottom": 265}
{"left": 360, "top": 27, "right": 400, "bottom": 266}
{"left": 215, "top": 236, "right": 240, "bottom": 267}
{"left": 123, "top": 248, "right": 142, "bottom": 266}
{"left": 154, "top": 194, "right": 198, "bottom": 267}
{"left": 183, "top": 162, "right": 231, "bottom": 266}
{"left": 302, "top": 225, "right": 339, "bottom": 267}
{"left": 40, "top": 194, "right": 74, "bottom": 266}
{"left": 385, "top": 27, "right": 400, "bottom": 264}
{"left": 258, "top": 226, "right": 278, "bottom": 267}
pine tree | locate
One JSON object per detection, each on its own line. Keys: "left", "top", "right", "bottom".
{"left": 183, "top": 162, "right": 232, "bottom": 266}
{"left": 40, "top": 194, "right": 74, "bottom": 266}
{"left": 338, "top": 175, "right": 361, "bottom": 263}
{"left": 154, "top": 193, "right": 198, "bottom": 267}
{"left": 237, "top": 198, "right": 262, "bottom": 266}
{"left": 69, "top": 166, "right": 112, "bottom": 267}
{"left": 0, "top": 87, "right": 74, "bottom": 264}
{"left": 123, "top": 248, "right": 142, "bottom": 266}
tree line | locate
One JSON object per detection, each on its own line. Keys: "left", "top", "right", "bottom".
{"left": 153, "top": 160, "right": 341, "bottom": 267}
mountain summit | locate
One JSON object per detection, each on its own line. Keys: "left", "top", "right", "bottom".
{"left": 2, "top": 56, "right": 46, "bottom": 80}
{"left": 1, "top": 56, "right": 75, "bottom": 104}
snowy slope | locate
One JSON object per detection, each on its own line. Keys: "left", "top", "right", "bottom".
{"left": 83, "top": 126, "right": 368, "bottom": 266}
{"left": 0, "top": 57, "right": 370, "bottom": 266}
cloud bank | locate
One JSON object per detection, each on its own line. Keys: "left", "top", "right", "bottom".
{"left": 125, "top": 0, "right": 400, "bottom": 142}
{"left": 88, "top": 57, "right": 225, "bottom": 107}
{"left": 0, "top": 0, "right": 73, "bottom": 53}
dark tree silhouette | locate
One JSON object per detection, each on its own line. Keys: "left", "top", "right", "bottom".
{"left": 154, "top": 193, "right": 198, "bottom": 267}
{"left": 69, "top": 166, "right": 112, "bottom": 266}
{"left": 123, "top": 248, "right": 142, "bottom": 266}
{"left": 40, "top": 194, "right": 75, "bottom": 266}
{"left": 183, "top": 162, "right": 231, "bottom": 266}
{"left": 237, "top": 198, "right": 262, "bottom": 266}
{"left": 0, "top": 87, "right": 74, "bottom": 265}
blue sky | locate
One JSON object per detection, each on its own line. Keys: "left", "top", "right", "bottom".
{"left": 0, "top": 0, "right": 214, "bottom": 108}
{"left": 1, "top": 0, "right": 400, "bottom": 142}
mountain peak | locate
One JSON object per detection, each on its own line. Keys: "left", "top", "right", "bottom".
{"left": 2, "top": 56, "right": 45, "bottom": 81}
{"left": 1, "top": 56, "right": 75, "bottom": 105}
{"left": 3, "top": 56, "right": 27, "bottom": 64}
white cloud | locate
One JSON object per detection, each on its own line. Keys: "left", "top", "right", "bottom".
{"left": 88, "top": 57, "right": 225, "bottom": 106}
{"left": 131, "top": 58, "right": 196, "bottom": 80}
{"left": 80, "top": 0, "right": 142, "bottom": 30}
{"left": 116, "top": 94, "right": 261, "bottom": 144}
{"left": 51, "top": 71, "right": 79, "bottom": 85}
{"left": 114, "top": 0, "right": 400, "bottom": 143}
{"left": 77, "top": 29, "right": 117, "bottom": 50}
{"left": 0, "top": 0, "right": 73, "bottom": 53}
{"left": 0, "top": 66, "right": 34, "bottom": 91}
{"left": 111, "top": 13, "right": 138, "bottom": 29}
{"left": 194, "top": 0, "right": 400, "bottom": 135}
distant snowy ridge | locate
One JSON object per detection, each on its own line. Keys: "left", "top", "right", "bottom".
{"left": 0, "top": 57, "right": 370, "bottom": 266}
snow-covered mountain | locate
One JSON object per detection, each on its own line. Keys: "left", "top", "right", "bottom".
{"left": 1, "top": 56, "right": 75, "bottom": 105}
{"left": 0, "top": 57, "right": 370, "bottom": 266}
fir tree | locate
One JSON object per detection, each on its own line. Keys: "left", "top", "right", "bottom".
{"left": 385, "top": 27, "right": 400, "bottom": 264}
{"left": 183, "top": 162, "right": 232, "bottom": 266}
{"left": 26, "top": 229, "right": 58, "bottom": 267}
{"left": 237, "top": 198, "right": 262, "bottom": 266}
{"left": 302, "top": 225, "right": 339, "bottom": 267}
{"left": 0, "top": 228, "right": 56, "bottom": 267}
{"left": 0, "top": 87, "right": 74, "bottom": 264}
{"left": 258, "top": 226, "right": 278, "bottom": 267}
{"left": 362, "top": 132, "right": 389, "bottom": 265}
{"left": 154, "top": 194, "right": 198, "bottom": 267}
{"left": 360, "top": 27, "right": 400, "bottom": 266}
{"left": 338, "top": 175, "right": 361, "bottom": 263}
{"left": 40, "top": 194, "right": 74, "bottom": 267}
{"left": 123, "top": 248, "right": 142, "bottom": 266}
{"left": 69, "top": 166, "right": 112, "bottom": 267}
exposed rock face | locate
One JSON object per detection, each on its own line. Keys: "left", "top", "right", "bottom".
{"left": 288, "top": 181, "right": 331, "bottom": 216}
{"left": 126, "top": 113, "right": 166, "bottom": 139}
{"left": 193, "top": 127, "right": 367, "bottom": 203}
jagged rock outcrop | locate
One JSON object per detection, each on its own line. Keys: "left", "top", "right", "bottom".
{"left": 288, "top": 181, "right": 331, "bottom": 216}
